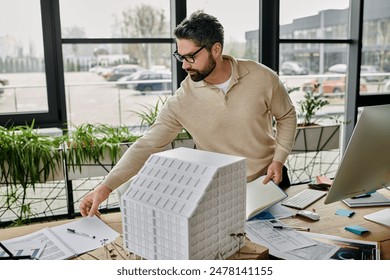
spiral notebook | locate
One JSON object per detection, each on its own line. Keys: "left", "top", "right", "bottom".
{"left": 1, "top": 216, "right": 119, "bottom": 260}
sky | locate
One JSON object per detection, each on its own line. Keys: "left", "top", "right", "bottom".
{"left": 0, "top": 0, "right": 350, "bottom": 56}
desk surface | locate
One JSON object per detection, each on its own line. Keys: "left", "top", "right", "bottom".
{"left": 0, "top": 212, "right": 268, "bottom": 260}
{"left": 1, "top": 184, "right": 389, "bottom": 260}
{"left": 281, "top": 184, "right": 390, "bottom": 259}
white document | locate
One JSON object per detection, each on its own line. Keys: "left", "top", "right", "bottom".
{"left": 245, "top": 219, "right": 340, "bottom": 260}
{"left": 274, "top": 238, "right": 340, "bottom": 260}
{"left": 245, "top": 219, "right": 316, "bottom": 252}
{"left": 1, "top": 216, "right": 119, "bottom": 260}
{"left": 0, "top": 240, "right": 44, "bottom": 259}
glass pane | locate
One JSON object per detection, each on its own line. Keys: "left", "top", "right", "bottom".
{"left": 187, "top": 0, "right": 259, "bottom": 60}
{"left": 280, "top": 43, "right": 357, "bottom": 126}
{"left": 361, "top": 1, "right": 390, "bottom": 95}
{"left": 280, "top": 0, "right": 350, "bottom": 40}
{"left": 63, "top": 44, "right": 172, "bottom": 127}
{"left": 59, "top": 0, "right": 171, "bottom": 38}
{"left": 0, "top": 0, "right": 48, "bottom": 114}
{"left": 280, "top": 43, "right": 349, "bottom": 75}
{"left": 280, "top": 73, "right": 345, "bottom": 126}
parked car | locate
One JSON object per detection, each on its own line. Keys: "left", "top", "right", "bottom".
{"left": 327, "top": 64, "right": 386, "bottom": 82}
{"left": 116, "top": 70, "right": 172, "bottom": 93}
{"left": 103, "top": 64, "right": 142, "bottom": 81}
{"left": 301, "top": 76, "right": 368, "bottom": 95}
{"left": 360, "top": 65, "right": 386, "bottom": 82}
{"left": 327, "top": 64, "right": 347, "bottom": 74}
{"left": 280, "top": 61, "right": 309, "bottom": 75}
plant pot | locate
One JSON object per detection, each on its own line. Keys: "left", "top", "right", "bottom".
{"left": 286, "top": 124, "right": 341, "bottom": 184}
{"left": 292, "top": 124, "right": 340, "bottom": 152}
{"left": 0, "top": 147, "right": 64, "bottom": 184}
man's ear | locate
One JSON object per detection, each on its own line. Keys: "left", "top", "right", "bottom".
{"left": 211, "top": 42, "right": 223, "bottom": 57}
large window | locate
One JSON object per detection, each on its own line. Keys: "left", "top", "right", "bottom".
{"left": 361, "top": 0, "right": 390, "bottom": 95}
{"left": 0, "top": 0, "right": 389, "bottom": 130}
{"left": 187, "top": 0, "right": 259, "bottom": 60}
{"left": 0, "top": 0, "right": 48, "bottom": 115}
{"left": 279, "top": 0, "right": 350, "bottom": 74}
{"left": 278, "top": 0, "right": 351, "bottom": 131}
{"left": 60, "top": 0, "right": 171, "bottom": 39}
{"left": 59, "top": 0, "right": 173, "bottom": 128}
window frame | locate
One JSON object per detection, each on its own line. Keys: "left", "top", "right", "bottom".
{"left": 0, "top": 0, "right": 67, "bottom": 128}
{"left": 259, "top": 0, "right": 390, "bottom": 151}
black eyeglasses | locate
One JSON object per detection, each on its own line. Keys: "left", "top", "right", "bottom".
{"left": 172, "top": 45, "right": 206, "bottom": 63}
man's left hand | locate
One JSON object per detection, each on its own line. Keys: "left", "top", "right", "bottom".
{"left": 263, "top": 161, "right": 283, "bottom": 185}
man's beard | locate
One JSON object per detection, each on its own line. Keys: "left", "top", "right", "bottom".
{"left": 188, "top": 54, "right": 216, "bottom": 82}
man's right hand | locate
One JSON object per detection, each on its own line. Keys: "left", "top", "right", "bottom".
{"left": 79, "top": 184, "right": 112, "bottom": 217}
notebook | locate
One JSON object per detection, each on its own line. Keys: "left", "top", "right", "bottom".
{"left": 246, "top": 175, "right": 287, "bottom": 220}
{"left": 342, "top": 192, "right": 390, "bottom": 208}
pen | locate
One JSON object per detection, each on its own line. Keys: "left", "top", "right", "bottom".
{"left": 67, "top": 228, "right": 96, "bottom": 239}
{"left": 351, "top": 193, "right": 371, "bottom": 199}
{"left": 273, "top": 225, "right": 310, "bottom": 231}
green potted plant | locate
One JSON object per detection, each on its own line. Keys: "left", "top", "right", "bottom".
{"left": 64, "top": 123, "right": 141, "bottom": 179}
{"left": 0, "top": 122, "right": 141, "bottom": 225}
{"left": 0, "top": 123, "right": 64, "bottom": 225}
{"left": 297, "top": 84, "right": 330, "bottom": 127}
{"left": 286, "top": 84, "right": 341, "bottom": 184}
{"left": 286, "top": 84, "right": 341, "bottom": 152}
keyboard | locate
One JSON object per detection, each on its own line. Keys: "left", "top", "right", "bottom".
{"left": 281, "top": 188, "right": 327, "bottom": 209}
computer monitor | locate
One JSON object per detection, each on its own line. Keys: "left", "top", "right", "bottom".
{"left": 324, "top": 104, "right": 390, "bottom": 204}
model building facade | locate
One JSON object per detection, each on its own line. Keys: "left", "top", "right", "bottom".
{"left": 121, "top": 147, "right": 247, "bottom": 260}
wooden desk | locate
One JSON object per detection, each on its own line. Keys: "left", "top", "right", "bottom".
{"left": 2, "top": 185, "right": 388, "bottom": 260}
{"left": 281, "top": 184, "right": 390, "bottom": 260}
{"left": 0, "top": 212, "right": 268, "bottom": 260}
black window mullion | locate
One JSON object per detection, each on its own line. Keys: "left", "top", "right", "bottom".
{"left": 259, "top": 0, "right": 280, "bottom": 71}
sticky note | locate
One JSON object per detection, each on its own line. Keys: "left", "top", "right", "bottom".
{"left": 336, "top": 209, "right": 355, "bottom": 217}
{"left": 344, "top": 225, "right": 369, "bottom": 235}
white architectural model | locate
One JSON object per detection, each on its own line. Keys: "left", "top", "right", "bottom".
{"left": 121, "top": 147, "right": 247, "bottom": 260}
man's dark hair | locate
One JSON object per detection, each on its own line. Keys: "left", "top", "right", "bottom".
{"left": 174, "top": 11, "right": 224, "bottom": 51}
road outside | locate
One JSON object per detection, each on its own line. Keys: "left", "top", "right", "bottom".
{"left": 0, "top": 72, "right": 169, "bottom": 128}
{"left": 1, "top": 71, "right": 385, "bottom": 128}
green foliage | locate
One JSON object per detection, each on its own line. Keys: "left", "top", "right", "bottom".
{"left": 299, "top": 84, "right": 329, "bottom": 126}
{"left": 287, "top": 84, "right": 329, "bottom": 126}
{"left": 131, "top": 96, "right": 194, "bottom": 148}
{"left": 131, "top": 96, "right": 168, "bottom": 128}
{"left": 64, "top": 123, "right": 140, "bottom": 172}
{"left": 0, "top": 122, "right": 63, "bottom": 225}
{"left": 0, "top": 122, "right": 140, "bottom": 225}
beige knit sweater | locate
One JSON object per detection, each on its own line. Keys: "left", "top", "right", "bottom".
{"left": 103, "top": 55, "right": 297, "bottom": 190}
